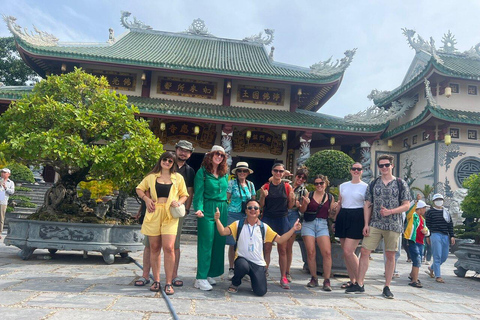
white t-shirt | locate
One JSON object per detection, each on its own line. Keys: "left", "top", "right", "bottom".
{"left": 339, "top": 181, "right": 368, "bottom": 209}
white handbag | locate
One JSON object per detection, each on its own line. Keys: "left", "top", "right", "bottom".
{"left": 170, "top": 204, "right": 186, "bottom": 218}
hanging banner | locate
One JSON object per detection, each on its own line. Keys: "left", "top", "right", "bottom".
{"left": 157, "top": 77, "right": 217, "bottom": 100}
{"left": 87, "top": 70, "right": 136, "bottom": 91}
{"left": 236, "top": 85, "right": 285, "bottom": 106}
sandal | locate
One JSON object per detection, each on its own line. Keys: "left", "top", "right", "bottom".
{"left": 150, "top": 281, "right": 161, "bottom": 292}
{"left": 134, "top": 277, "right": 150, "bottom": 286}
{"left": 172, "top": 277, "right": 184, "bottom": 287}
{"left": 408, "top": 281, "right": 423, "bottom": 288}
{"left": 341, "top": 281, "right": 353, "bottom": 289}
{"left": 164, "top": 283, "right": 175, "bottom": 295}
{"left": 425, "top": 267, "right": 434, "bottom": 278}
{"left": 228, "top": 284, "right": 238, "bottom": 293}
{"left": 435, "top": 277, "right": 445, "bottom": 283}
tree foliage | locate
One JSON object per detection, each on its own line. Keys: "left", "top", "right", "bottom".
{"left": 0, "top": 37, "right": 39, "bottom": 86}
{"left": 459, "top": 173, "right": 480, "bottom": 244}
{"left": 305, "top": 150, "right": 354, "bottom": 185}
{"left": 0, "top": 68, "right": 162, "bottom": 219}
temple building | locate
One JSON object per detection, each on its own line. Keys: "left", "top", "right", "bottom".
{"left": 1, "top": 14, "right": 479, "bottom": 220}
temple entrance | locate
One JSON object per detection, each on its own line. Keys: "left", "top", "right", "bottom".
{"left": 186, "top": 153, "right": 204, "bottom": 173}
{"left": 232, "top": 156, "right": 275, "bottom": 192}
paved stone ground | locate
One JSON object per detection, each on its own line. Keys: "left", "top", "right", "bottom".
{"left": 1, "top": 230, "right": 479, "bottom": 320}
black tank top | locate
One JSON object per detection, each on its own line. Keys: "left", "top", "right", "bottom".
{"left": 155, "top": 182, "right": 172, "bottom": 198}
{"left": 264, "top": 182, "right": 288, "bottom": 218}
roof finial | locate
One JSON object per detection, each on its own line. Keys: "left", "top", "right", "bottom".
{"left": 185, "top": 19, "right": 214, "bottom": 37}
{"left": 310, "top": 48, "right": 357, "bottom": 76}
{"left": 107, "top": 28, "right": 115, "bottom": 44}
{"left": 402, "top": 28, "right": 431, "bottom": 53}
{"left": 441, "top": 30, "right": 457, "bottom": 53}
{"left": 120, "top": 11, "right": 152, "bottom": 30}
{"left": 3, "top": 15, "right": 58, "bottom": 46}
{"left": 243, "top": 29, "right": 274, "bottom": 45}
{"left": 269, "top": 46, "right": 275, "bottom": 60}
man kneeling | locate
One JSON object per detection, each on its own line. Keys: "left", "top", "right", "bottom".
{"left": 214, "top": 199, "right": 301, "bottom": 296}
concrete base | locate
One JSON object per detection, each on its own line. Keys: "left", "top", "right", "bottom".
{"left": 4, "top": 218, "right": 144, "bottom": 264}
{"left": 454, "top": 243, "right": 480, "bottom": 277}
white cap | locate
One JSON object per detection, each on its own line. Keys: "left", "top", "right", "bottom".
{"left": 210, "top": 145, "right": 225, "bottom": 153}
{"left": 416, "top": 200, "right": 427, "bottom": 209}
{"left": 1, "top": 168, "right": 11, "bottom": 174}
{"left": 432, "top": 193, "right": 444, "bottom": 201}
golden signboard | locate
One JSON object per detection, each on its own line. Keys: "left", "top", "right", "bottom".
{"left": 232, "top": 128, "right": 283, "bottom": 155}
{"left": 236, "top": 85, "right": 285, "bottom": 106}
{"left": 87, "top": 70, "right": 137, "bottom": 91}
{"left": 151, "top": 119, "right": 216, "bottom": 149}
{"left": 157, "top": 77, "right": 217, "bottom": 100}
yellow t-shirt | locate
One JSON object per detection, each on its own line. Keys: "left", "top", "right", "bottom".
{"left": 229, "top": 220, "right": 277, "bottom": 266}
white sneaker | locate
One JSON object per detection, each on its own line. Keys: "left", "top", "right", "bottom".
{"left": 228, "top": 268, "right": 234, "bottom": 280}
{"left": 194, "top": 279, "right": 213, "bottom": 291}
{"left": 207, "top": 277, "right": 217, "bottom": 285}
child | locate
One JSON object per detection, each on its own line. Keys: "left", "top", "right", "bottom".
{"left": 404, "top": 199, "right": 429, "bottom": 288}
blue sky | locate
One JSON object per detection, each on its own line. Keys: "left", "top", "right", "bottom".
{"left": 2, "top": 0, "right": 479, "bottom": 117}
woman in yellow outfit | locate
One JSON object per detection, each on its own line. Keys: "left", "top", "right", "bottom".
{"left": 136, "top": 151, "right": 189, "bottom": 295}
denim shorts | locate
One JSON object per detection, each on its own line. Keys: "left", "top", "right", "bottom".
{"left": 287, "top": 209, "right": 300, "bottom": 234}
{"left": 226, "top": 211, "right": 246, "bottom": 246}
{"left": 408, "top": 240, "right": 424, "bottom": 268}
{"left": 301, "top": 218, "right": 329, "bottom": 238}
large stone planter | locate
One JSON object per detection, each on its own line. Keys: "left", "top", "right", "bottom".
{"left": 297, "top": 238, "right": 361, "bottom": 276}
{"left": 454, "top": 243, "right": 480, "bottom": 277}
{"left": 5, "top": 218, "right": 144, "bottom": 264}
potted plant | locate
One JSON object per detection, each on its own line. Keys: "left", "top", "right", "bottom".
{"left": 0, "top": 68, "right": 162, "bottom": 263}
{"left": 454, "top": 173, "right": 480, "bottom": 277}
{"left": 298, "top": 150, "right": 357, "bottom": 276}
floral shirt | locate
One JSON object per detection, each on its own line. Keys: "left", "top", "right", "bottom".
{"left": 227, "top": 179, "right": 255, "bottom": 213}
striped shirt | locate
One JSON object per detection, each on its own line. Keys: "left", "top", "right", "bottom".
{"left": 425, "top": 208, "right": 454, "bottom": 238}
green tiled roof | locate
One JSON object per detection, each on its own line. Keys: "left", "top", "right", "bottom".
{"left": 128, "top": 96, "right": 386, "bottom": 133}
{"left": 15, "top": 30, "right": 343, "bottom": 84}
{"left": 0, "top": 86, "right": 33, "bottom": 100}
{"left": 382, "top": 105, "right": 480, "bottom": 138}
{"left": 375, "top": 52, "right": 480, "bottom": 107}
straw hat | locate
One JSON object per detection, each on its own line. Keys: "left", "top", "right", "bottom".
{"left": 231, "top": 162, "right": 253, "bottom": 174}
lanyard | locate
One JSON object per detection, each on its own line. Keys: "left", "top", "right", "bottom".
{"left": 247, "top": 223, "right": 256, "bottom": 240}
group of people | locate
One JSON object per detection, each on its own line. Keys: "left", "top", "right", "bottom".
{"left": 134, "top": 146, "right": 456, "bottom": 299}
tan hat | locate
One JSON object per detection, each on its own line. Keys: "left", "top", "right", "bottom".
{"left": 232, "top": 162, "right": 253, "bottom": 174}
{"left": 210, "top": 145, "right": 225, "bottom": 154}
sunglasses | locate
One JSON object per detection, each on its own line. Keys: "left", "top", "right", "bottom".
{"left": 246, "top": 206, "right": 260, "bottom": 210}
{"left": 273, "top": 169, "right": 285, "bottom": 173}
{"left": 237, "top": 169, "right": 249, "bottom": 174}
{"left": 351, "top": 167, "right": 363, "bottom": 171}
{"left": 297, "top": 175, "right": 307, "bottom": 180}
{"left": 314, "top": 181, "right": 325, "bottom": 186}
{"left": 214, "top": 151, "right": 225, "bottom": 158}
{"left": 378, "top": 163, "right": 391, "bottom": 168}
{"left": 162, "top": 158, "right": 174, "bottom": 164}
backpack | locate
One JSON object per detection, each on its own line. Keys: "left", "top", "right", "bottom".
{"left": 263, "top": 181, "right": 291, "bottom": 196}
{"left": 369, "top": 177, "right": 405, "bottom": 205}
{"left": 304, "top": 191, "right": 333, "bottom": 222}
{"left": 234, "top": 218, "right": 266, "bottom": 252}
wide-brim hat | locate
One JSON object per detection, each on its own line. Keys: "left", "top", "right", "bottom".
{"left": 432, "top": 193, "right": 444, "bottom": 201}
{"left": 175, "top": 140, "right": 194, "bottom": 152}
{"left": 232, "top": 162, "right": 253, "bottom": 174}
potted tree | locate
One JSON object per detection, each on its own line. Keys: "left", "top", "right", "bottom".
{"left": 454, "top": 173, "right": 480, "bottom": 277}
{"left": 0, "top": 68, "right": 162, "bottom": 263}
{"left": 300, "top": 150, "right": 356, "bottom": 276}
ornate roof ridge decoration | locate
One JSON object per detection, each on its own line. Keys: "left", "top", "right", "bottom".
{"left": 367, "top": 89, "right": 391, "bottom": 102}
{"left": 344, "top": 95, "right": 418, "bottom": 125}
{"left": 310, "top": 48, "right": 357, "bottom": 76}
{"left": 243, "top": 29, "right": 274, "bottom": 46}
{"left": 424, "top": 78, "right": 438, "bottom": 108}
{"left": 3, "top": 15, "right": 58, "bottom": 47}
{"left": 430, "top": 37, "right": 444, "bottom": 64}
{"left": 120, "top": 11, "right": 152, "bottom": 30}
{"left": 402, "top": 28, "right": 431, "bottom": 53}
{"left": 184, "top": 19, "right": 215, "bottom": 37}
{"left": 441, "top": 30, "right": 457, "bottom": 53}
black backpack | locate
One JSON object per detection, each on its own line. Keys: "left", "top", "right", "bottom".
{"left": 234, "top": 218, "right": 265, "bottom": 252}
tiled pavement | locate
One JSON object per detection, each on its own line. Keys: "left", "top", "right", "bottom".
{"left": 1, "top": 231, "right": 479, "bottom": 320}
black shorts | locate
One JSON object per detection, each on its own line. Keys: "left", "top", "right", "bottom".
{"left": 334, "top": 207, "right": 364, "bottom": 240}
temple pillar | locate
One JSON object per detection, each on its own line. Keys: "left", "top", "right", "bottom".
{"left": 296, "top": 131, "right": 312, "bottom": 167}
{"left": 360, "top": 141, "right": 373, "bottom": 183}
{"left": 221, "top": 124, "right": 233, "bottom": 168}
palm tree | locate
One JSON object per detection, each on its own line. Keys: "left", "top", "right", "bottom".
{"left": 411, "top": 184, "right": 435, "bottom": 205}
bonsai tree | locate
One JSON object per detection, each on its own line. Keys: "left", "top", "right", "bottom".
{"left": 458, "top": 173, "right": 480, "bottom": 244}
{"left": 0, "top": 68, "right": 162, "bottom": 222}
{"left": 305, "top": 150, "right": 354, "bottom": 186}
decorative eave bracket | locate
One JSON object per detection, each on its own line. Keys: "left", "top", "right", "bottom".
{"left": 310, "top": 48, "right": 357, "bottom": 76}
{"left": 120, "top": 11, "right": 152, "bottom": 30}
{"left": 3, "top": 15, "right": 59, "bottom": 47}
{"left": 243, "top": 29, "right": 274, "bottom": 46}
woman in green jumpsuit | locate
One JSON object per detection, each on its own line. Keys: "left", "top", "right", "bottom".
{"left": 193, "top": 145, "right": 229, "bottom": 291}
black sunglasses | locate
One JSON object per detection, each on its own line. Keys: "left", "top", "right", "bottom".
{"left": 378, "top": 163, "right": 391, "bottom": 168}
{"left": 162, "top": 158, "right": 174, "bottom": 164}
{"left": 314, "top": 181, "right": 325, "bottom": 186}
{"left": 297, "top": 175, "right": 307, "bottom": 180}
{"left": 351, "top": 167, "right": 363, "bottom": 171}
{"left": 273, "top": 169, "right": 284, "bottom": 173}
{"left": 246, "top": 206, "right": 259, "bottom": 210}
{"left": 237, "top": 169, "right": 249, "bottom": 173}
{"left": 214, "top": 151, "right": 225, "bottom": 158}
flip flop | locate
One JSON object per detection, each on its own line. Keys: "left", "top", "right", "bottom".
{"left": 164, "top": 283, "right": 175, "bottom": 295}
{"left": 150, "top": 281, "right": 161, "bottom": 292}
{"left": 228, "top": 284, "right": 238, "bottom": 293}
{"left": 172, "top": 277, "right": 184, "bottom": 287}
{"left": 424, "top": 267, "right": 434, "bottom": 278}
{"left": 134, "top": 277, "right": 150, "bottom": 286}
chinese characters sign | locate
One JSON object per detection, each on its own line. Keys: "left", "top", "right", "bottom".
{"left": 151, "top": 119, "right": 217, "bottom": 149}
{"left": 87, "top": 70, "right": 136, "bottom": 91}
{"left": 232, "top": 128, "right": 284, "bottom": 155}
{"left": 236, "top": 85, "right": 285, "bottom": 106}
{"left": 157, "top": 77, "right": 217, "bottom": 100}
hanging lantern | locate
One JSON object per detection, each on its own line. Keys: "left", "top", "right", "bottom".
{"left": 445, "top": 86, "right": 452, "bottom": 98}
{"left": 445, "top": 134, "right": 452, "bottom": 146}
{"left": 330, "top": 137, "right": 335, "bottom": 145}
{"left": 160, "top": 122, "right": 166, "bottom": 131}
{"left": 194, "top": 126, "right": 200, "bottom": 135}
{"left": 387, "top": 139, "right": 393, "bottom": 148}
{"left": 281, "top": 133, "right": 287, "bottom": 141}
{"left": 246, "top": 130, "right": 252, "bottom": 139}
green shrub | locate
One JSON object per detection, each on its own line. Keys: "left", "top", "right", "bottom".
{"left": 16, "top": 202, "right": 36, "bottom": 208}
{"left": 458, "top": 173, "right": 480, "bottom": 244}
{"left": 7, "top": 163, "right": 35, "bottom": 183}
{"left": 15, "top": 186, "right": 32, "bottom": 192}
{"left": 305, "top": 150, "right": 354, "bottom": 186}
